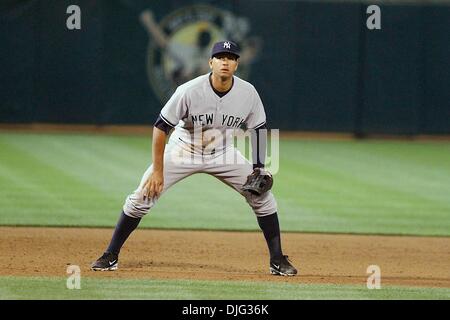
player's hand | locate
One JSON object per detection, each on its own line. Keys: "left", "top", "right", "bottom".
{"left": 143, "top": 170, "right": 164, "bottom": 200}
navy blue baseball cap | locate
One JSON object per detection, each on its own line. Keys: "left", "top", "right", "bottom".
{"left": 211, "top": 41, "right": 240, "bottom": 58}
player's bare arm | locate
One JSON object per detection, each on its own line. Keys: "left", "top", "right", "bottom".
{"left": 143, "top": 126, "right": 166, "bottom": 199}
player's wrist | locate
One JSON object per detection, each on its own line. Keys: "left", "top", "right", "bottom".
{"left": 253, "top": 163, "right": 265, "bottom": 170}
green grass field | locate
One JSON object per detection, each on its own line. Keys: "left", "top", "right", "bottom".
{"left": 0, "top": 132, "right": 449, "bottom": 300}
{"left": 0, "top": 277, "right": 449, "bottom": 300}
{"left": 1, "top": 132, "right": 449, "bottom": 235}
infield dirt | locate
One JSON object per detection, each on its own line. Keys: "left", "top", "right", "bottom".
{"left": 1, "top": 227, "right": 449, "bottom": 287}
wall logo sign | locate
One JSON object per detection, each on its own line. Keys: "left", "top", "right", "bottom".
{"left": 142, "top": 4, "right": 262, "bottom": 103}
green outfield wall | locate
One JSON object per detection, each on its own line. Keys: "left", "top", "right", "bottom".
{"left": 1, "top": 0, "right": 449, "bottom": 134}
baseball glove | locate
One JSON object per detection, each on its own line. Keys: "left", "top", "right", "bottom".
{"left": 242, "top": 168, "right": 273, "bottom": 196}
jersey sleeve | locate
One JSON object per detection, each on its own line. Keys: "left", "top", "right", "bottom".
{"left": 159, "top": 87, "right": 189, "bottom": 127}
{"left": 246, "top": 87, "right": 267, "bottom": 130}
{"left": 154, "top": 114, "right": 173, "bottom": 135}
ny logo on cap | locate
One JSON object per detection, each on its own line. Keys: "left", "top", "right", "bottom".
{"left": 223, "top": 41, "right": 231, "bottom": 49}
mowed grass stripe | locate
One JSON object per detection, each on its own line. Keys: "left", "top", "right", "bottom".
{"left": 289, "top": 160, "right": 448, "bottom": 216}
{"left": 315, "top": 142, "right": 449, "bottom": 203}
{"left": 1, "top": 134, "right": 149, "bottom": 194}
{"left": 0, "top": 276, "right": 449, "bottom": 300}
{"left": 0, "top": 141, "right": 120, "bottom": 225}
{"left": 275, "top": 141, "right": 450, "bottom": 235}
{"left": 281, "top": 140, "right": 450, "bottom": 204}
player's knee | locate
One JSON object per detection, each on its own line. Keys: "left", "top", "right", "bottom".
{"left": 122, "top": 210, "right": 144, "bottom": 219}
{"left": 123, "top": 193, "right": 155, "bottom": 218}
{"left": 244, "top": 191, "right": 277, "bottom": 216}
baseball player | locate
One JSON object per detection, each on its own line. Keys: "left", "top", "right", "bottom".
{"left": 91, "top": 41, "right": 297, "bottom": 276}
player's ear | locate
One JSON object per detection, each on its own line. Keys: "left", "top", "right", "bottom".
{"left": 209, "top": 59, "right": 213, "bottom": 69}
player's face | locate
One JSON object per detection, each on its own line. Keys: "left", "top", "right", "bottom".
{"left": 209, "top": 53, "right": 239, "bottom": 78}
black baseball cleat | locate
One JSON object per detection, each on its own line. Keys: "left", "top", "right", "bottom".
{"left": 91, "top": 252, "right": 119, "bottom": 271}
{"left": 270, "top": 255, "right": 297, "bottom": 276}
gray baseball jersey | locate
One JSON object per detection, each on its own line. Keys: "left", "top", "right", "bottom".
{"left": 160, "top": 73, "right": 267, "bottom": 154}
{"left": 123, "top": 73, "right": 277, "bottom": 218}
